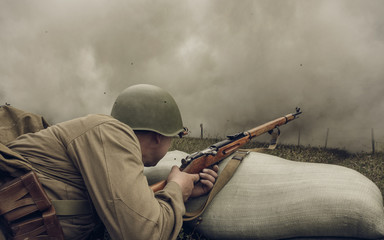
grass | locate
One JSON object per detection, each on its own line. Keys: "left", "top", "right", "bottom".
{"left": 170, "top": 137, "right": 384, "bottom": 240}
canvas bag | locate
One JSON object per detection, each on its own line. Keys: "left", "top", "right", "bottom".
{"left": 0, "top": 105, "right": 49, "bottom": 177}
{"left": 0, "top": 105, "right": 50, "bottom": 145}
{"left": 145, "top": 150, "right": 384, "bottom": 240}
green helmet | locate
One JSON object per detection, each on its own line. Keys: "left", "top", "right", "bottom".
{"left": 111, "top": 84, "right": 186, "bottom": 137}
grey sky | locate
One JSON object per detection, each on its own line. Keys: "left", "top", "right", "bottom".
{"left": 1, "top": 0, "right": 383, "bottom": 151}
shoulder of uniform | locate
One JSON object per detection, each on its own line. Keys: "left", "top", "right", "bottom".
{"left": 85, "top": 114, "right": 133, "bottom": 132}
{"left": 85, "top": 114, "right": 115, "bottom": 122}
{"left": 62, "top": 114, "right": 135, "bottom": 146}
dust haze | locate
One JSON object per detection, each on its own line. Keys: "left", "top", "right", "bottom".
{"left": 1, "top": 0, "right": 384, "bottom": 152}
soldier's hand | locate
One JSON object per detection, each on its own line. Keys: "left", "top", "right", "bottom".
{"left": 167, "top": 166, "right": 200, "bottom": 202}
{"left": 190, "top": 165, "right": 219, "bottom": 198}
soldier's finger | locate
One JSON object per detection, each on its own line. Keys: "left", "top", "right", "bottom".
{"left": 199, "top": 172, "right": 216, "bottom": 183}
{"left": 200, "top": 179, "right": 214, "bottom": 189}
{"left": 191, "top": 173, "right": 200, "bottom": 183}
{"left": 202, "top": 168, "right": 218, "bottom": 179}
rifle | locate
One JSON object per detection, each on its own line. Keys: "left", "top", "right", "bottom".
{"left": 150, "top": 107, "right": 302, "bottom": 192}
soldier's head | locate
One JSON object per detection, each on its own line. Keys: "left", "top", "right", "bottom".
{"left": 111, "top": 84, "right": 186, "bottom": 166}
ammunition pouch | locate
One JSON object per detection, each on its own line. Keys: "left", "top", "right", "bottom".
{"left": 0, "top": 171, "right": 64, "bottom": 240}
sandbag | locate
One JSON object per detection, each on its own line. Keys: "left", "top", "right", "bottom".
{"left": 144, "top": 150, "right": 384, "bottom": 240}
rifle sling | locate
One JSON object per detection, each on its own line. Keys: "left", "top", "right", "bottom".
{"left": 183, "top": 130, "right": 280, "bottom": 222}
{"left": 183, "top": 150, "right": 249, "bottom": 222}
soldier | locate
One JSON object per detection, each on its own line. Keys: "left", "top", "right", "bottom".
{"left": 0, "top": 84, "right": 218, "bottom": 240}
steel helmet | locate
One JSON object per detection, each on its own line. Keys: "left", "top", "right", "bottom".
{"left": 111, "top": 84, "right": 186, "bottom": 137}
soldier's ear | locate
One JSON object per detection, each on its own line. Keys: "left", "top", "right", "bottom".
{"left": 152, "top": 132, "right": 162, "bottom": 145}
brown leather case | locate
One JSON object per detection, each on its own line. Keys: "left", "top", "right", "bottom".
{"left": 0, "top": 171, "right": 64, "bottom": 239}
{"left": 11, "top": 206, "right": 64, "bottom": 240}
{"left": 0, "top": 171, "right": 51, "bottom": 222}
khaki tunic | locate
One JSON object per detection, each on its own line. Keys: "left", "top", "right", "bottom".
{"left": 5, "top": 114, "right": 185, "bottom": 240}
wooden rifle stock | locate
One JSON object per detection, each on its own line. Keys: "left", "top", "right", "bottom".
{"left": 150, "top": 107, "right": 302, "bottom": 192}
{"left": 150, "top": 180, "right": 167, "bottom": 192}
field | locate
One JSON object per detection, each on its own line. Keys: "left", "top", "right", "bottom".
{"left": 170, "top": 137, "right": 384, "bottom": 240}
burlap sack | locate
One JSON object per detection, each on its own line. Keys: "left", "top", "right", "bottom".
{"left": 0, "top": 105, "right": 48, "bottom": 177}
{"left": 0, "top": 105, "right": 49, "bottom": 145}
{"left": 145, "top": 151, "right": 384, "bottom": 240}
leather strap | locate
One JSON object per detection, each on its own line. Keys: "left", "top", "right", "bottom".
{"left": 183, "top": 129, "right": 280, "bottom": 222}
{"left": 0, "top": 171, "right": 65, "bottom": 239}
{"left": 183, "top": 150, "right": 249, "bottom": 221}
{"left": 267, "top": 128, "right": 280, "bottom": 150}
{"left": 51, "top": 200, "right": 92, "bottom": 216}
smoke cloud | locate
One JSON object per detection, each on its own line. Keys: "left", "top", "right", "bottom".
{"left": 1, "top": 0, "right": 384, "bottom": 152}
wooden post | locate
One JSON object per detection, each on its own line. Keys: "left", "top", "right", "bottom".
{"left": 200, "top": 123, "right": 203, "bottom": 139}
{"left": 298, "top": 128, "right": 301, "bottom": 146}
{"left": 324, "top": 128, "right": 329, "bottom": 149}
{"left": 372, "top": 128, "right": 375, "bottom": 154}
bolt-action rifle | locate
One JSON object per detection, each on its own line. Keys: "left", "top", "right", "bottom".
{"left": 150, "top": 108, "right": 302, "bottom": 192}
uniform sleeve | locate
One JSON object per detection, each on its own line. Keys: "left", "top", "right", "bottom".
{"left": 66, "top": 121, "right": 185, "bottom": 240}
